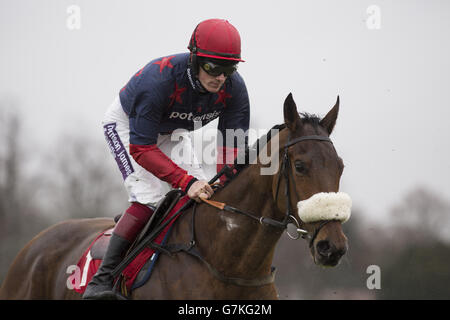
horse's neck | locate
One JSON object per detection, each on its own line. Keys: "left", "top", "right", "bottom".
{"left": 195, "top": 164, "right": 283, "bottom": 278}
{"left": 190, "top": 129, "right": 290, "bottom": 278}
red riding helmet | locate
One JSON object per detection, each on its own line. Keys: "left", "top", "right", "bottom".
{"left": 188, "top": 19, "right": 245, "bottom": 62}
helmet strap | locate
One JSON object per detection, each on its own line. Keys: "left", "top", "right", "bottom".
{"left": 187, "top": 54, "right": 207, "bottom": 94}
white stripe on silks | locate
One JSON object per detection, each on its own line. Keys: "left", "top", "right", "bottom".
{"left": 297, "top": 192, "right": 352, "bottom": 223}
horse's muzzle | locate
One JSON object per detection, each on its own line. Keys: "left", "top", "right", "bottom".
{"left": 315, "top": 239, "right": 348, "bottom": 266}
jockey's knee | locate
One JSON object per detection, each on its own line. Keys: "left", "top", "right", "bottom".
{"left": 113, "top": 203, "right": 153, "bottom": 242}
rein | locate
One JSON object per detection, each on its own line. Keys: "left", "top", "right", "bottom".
{"left": 200, "top": 199, "right": 288, "bottom": 229}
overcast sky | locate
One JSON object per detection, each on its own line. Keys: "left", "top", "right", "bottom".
{"left": 1, "top": 0, "right": 449, "bottom": 225}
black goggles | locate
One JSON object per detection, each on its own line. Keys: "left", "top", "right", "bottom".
{"left": 200, "top": 61, "right": 238, "bottom": 77}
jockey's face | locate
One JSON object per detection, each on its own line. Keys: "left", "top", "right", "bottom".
{"left": 197, "top": 67, "right": 227, "bottom": 93}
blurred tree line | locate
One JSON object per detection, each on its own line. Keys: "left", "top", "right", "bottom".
{"left": 1, "top": 106, "right": 450, "bottom": 299}
{"left": 0, "top": 107, "right": 128, "bottom": 284}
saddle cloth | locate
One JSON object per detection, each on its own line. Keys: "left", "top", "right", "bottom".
{"left": 71, "top": 196, "right": 190, "bottom": 295}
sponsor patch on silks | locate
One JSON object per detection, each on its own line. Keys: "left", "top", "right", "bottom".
{"left": 103, "top": 123, "right": 134, "bottom": 180}
{"left": 297, "top": 192, "right": 352, "bottom": 223}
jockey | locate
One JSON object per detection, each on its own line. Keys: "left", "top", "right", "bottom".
{"left": 82, "top": 19, "right": 249, "bottom": 299}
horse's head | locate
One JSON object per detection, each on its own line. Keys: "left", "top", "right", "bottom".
{"left": 273, "top": 93, "right": 350, "bottom": 267}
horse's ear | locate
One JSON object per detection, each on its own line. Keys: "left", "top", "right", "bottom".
{"left": 320, "top": 95, "right": 340, "bottom": 135}
{"left": 283, "top": 93, "right": 302, "bottom": 131}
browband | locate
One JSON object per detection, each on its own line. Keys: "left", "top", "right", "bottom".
{"left": 285, "top": 135, "right": 332, "bottom": 148}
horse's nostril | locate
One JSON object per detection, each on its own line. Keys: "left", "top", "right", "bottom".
{"left": 337, "top": 247, "right": 347, "bottom": 257}
{"left": 316, "top": 240, "right": 332, "bottom": 256}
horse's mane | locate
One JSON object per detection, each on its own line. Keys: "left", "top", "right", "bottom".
{"left": 231, "top": 123, "right": 284, "bottom": 174}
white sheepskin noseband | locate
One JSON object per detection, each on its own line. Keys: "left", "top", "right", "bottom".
{"left": 297, "top": 192, "right": 352, "bottom": 223}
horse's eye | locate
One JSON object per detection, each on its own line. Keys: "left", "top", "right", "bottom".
{"left": 295, "top": 160, "right": 307, "bottom": 174}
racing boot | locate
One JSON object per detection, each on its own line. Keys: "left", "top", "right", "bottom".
{"left": 82, "top": 202, "right": 153, "bottom": 300}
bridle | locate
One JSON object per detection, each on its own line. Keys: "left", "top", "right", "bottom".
{"left": 275, "top": 134, "right": 335, "bottom": 247}
{"left": 202, "top": 133, "right": 336, "bottom": 247}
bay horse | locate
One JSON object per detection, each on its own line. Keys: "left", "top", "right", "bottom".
{"left": 0, "top": 93, "right": 350, "bottom": 299}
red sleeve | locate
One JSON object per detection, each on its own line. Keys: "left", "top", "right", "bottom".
{"left": 129, "top": 144, "right": 196, "bottom": 192}
{"left": 217, "top": 146, "right": 238, "bottom": 183}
